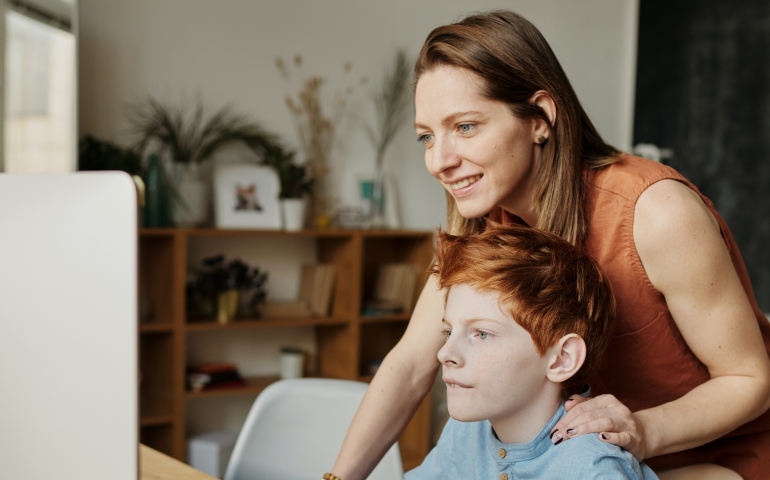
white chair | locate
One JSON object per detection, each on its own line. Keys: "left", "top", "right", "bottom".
{"left": 224, "top": 378, "right": 404, "bottom": 480}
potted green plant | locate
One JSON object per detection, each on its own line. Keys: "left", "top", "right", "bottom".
{"left": 272, "top": 151, "right": 314, "bottom": 230}
{"left": 126, "top": 98, "right": 289, "bottom": 227}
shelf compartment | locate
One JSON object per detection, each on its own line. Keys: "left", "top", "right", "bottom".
{"left": 185, "top": 376, "right": 280, "bottom": 399}
{"left": 139, "top": 236, "right": 176, "bottom": 327}
{"left": 358, "top": 322, "right": 407, "bottom": 378}
{"left": 361, "top": 235, "right": 433, "bottom": 317}
{"left": 140, "top": 323, "right": 175, "bottom": 334}
{"left": 140, "top": 333, "right": 174, "bottom": 418}
{"left": 184, "top": 228, "right": 354, "bottom": 239}
{"left": 359, "top": 313, "right": 411, "bottom": 323}
{"left": 140, "top": 415, "right": 174, "bottom": 427}
{"left": 185, "top": 316, "right": 349, "bottom": 331}
{"left": 141, "top": 424, "right": 174, "bottom": 456}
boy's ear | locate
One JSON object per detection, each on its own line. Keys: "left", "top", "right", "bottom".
{"left": 545, "top": 334, "right": 586, "bottom": 384}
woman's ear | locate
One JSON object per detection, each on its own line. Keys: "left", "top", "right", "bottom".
{"left": 530, "top": 90, "right": 557, "bottom": 142}
{"left": 545, "top": 334, "right": 586, "bottom": 384}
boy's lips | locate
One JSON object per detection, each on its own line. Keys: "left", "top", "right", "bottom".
{"left": 443, "top": 377, "right": 472, "bottom": 388}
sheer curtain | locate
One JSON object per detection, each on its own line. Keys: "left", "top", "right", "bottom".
{"left": 4, "top": 7, "right": 76, "bottom": 173}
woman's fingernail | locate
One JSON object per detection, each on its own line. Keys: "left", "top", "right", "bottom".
{"left": 566, "top": 428, "right": 576, "bottom": 436}
{"left": 549, "top": 429, "right": 559, "bottom": 439}
{"left": 600, "top": 433, "right": 610, "bottom": 440}
{"left": 552, "top": 433, "right": 563, "bottom": 445}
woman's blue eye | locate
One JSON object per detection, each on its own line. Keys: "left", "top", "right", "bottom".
{"left": 458, "top": 124, "right": 475, "bottom": 134}
{"left": 417, "top": 133, "right": 433, "bottom": 145}
{"left": 443, "top": 329, "right": 451, "bottom": 339}
{"left": 478, "top": 331, "right": 489, "bottom": 340}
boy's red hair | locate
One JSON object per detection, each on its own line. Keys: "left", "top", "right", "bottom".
{"left": 433, "top": 222, "right": 616, "bottom": 396}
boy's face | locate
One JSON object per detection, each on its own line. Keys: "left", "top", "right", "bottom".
{"left": 438, "top": 284, "right": 553, "bottom": 424}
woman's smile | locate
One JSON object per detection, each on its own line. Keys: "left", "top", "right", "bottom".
{"left": 447, "top": 174, "right": 483, "bottom": 197}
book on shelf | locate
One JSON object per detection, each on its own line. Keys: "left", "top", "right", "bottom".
{"left": 363, "top": 263, "right": 419, "bottom": 317}
{"left": 187, "top": 363, "right": 245, "bottom": 392}
{"left": 260, "top": 301, "right": 313, "bottom": 318}
{"left": 297, "top": 263, "right": 336, "bottom": 317}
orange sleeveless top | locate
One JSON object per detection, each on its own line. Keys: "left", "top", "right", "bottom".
{"left": 492, "top": 155, "right": 770, "bottom": 479}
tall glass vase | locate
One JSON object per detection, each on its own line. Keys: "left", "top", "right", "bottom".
{"left": 368, "top": 164, "right": 387, "bottom": 229}
{"left": 143, "top": 153, "right": 171, "bottom": 228}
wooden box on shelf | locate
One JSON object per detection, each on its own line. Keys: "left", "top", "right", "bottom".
{"left": 138, "top": 228, "right": 434, "bottom": 469}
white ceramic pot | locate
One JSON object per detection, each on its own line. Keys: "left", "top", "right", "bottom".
{"left": 171, "top": 163, "right": 208, "bottom": 227}
{"left": 279, "top": 351, "right": 304, "bottom": 379}
{"left": 281, "top": 198, "right": 306, "bottom": 231}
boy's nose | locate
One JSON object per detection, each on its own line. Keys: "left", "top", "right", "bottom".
{"left": 437, "top": 340, "right": 460, "bottom": 366}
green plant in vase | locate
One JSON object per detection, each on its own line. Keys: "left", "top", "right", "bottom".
{"left": 365, "top": 49, "right": 412, "bottom": 229}
{"left": 126, "top": 97, "right": 289, "bottom": 227}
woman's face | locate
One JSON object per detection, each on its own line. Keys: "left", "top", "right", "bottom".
{"left": 414, "top": 66, "right": 540, "bottom": 220}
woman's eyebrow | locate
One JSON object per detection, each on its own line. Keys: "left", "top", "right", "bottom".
{"left": 414, "top": 110, "right": 484, "bottom": 130}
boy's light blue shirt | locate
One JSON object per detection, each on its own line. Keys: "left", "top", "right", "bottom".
{"left": 405, "top": 404, "right": 659, "bottom": 480}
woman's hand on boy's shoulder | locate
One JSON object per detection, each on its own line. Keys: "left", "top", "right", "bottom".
{"left": 550, "top": 394, "right": 651, "bottom": 462}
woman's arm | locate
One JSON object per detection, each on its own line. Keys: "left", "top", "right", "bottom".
{"left": 553, "top": 179, "right": 770, "bottom": 459}
{"left": 330, "top": 275, "right": 446, "bottom": 480}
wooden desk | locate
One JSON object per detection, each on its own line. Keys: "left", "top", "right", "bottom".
{"left": 140, "top": 444, "right": 217, "bottom": 480}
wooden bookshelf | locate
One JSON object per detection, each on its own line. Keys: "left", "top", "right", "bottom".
{"left": 138, "top": 228, "right": 435, "bottom": 470}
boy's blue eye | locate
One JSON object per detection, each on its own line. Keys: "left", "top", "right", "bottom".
{"left": 442, "top": 329, "right": 451, "bottom": 339}
{"left": 458, "top": 124, "right": 475, "bottom": 134}
{"left": 478, "top": 331, "right": 489, "bottom": 340}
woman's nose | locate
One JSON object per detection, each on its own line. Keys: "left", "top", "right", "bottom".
{"left": 426, "top": 136, "right": 461, "bottom": 177}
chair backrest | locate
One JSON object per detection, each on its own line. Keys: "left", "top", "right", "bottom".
{"left": 224, "top": 378, "right": 403, "bottom": 480}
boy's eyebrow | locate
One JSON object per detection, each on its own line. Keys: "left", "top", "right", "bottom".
{"left": 442, "top": 316, "right": 503, "bottom": 327}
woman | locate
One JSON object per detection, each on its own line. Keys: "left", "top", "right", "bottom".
{"left": 329, "top": 11, "right": 770, "bottom": 480}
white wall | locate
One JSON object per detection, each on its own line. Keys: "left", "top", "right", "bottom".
{"left": 79, "top": 0, "right": 638, "bottom": 231}
{"left": 78, "top": 0, "right": 638, "bottom": 437}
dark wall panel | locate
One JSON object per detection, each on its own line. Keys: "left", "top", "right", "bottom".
{"left": 634, "top": 0, "right": 770, "bottom": 311}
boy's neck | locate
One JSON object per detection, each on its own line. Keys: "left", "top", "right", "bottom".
{"left": 489, "top": 384, "right": 562, "bottom": 445}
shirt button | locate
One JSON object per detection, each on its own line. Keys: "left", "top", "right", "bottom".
{"left": 500, "top": 474, "right": 508, "bottom": 480}
{"left": 498, "top": 448, "right": 506, "bottom": 459}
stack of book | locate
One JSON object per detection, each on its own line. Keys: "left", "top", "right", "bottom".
{"left": 260, "top": 263, "right": 337, "bottom": 318}
{"left": 362, "top": 263, "right": 419, "bottom": 317}
{"left": 187, "top": 363, "right": 246, "bottom": 392}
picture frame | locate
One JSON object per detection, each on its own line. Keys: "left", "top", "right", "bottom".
{"left": 213, "top": 164, "right": 282, "bottom": 229}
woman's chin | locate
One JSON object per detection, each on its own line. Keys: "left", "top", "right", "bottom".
{"left": 455, "top": 200, "right": 494, "bottom": 220}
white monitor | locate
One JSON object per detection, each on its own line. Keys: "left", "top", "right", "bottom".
{"left": 0, "top": 172, "right": 138, "bottom": 480}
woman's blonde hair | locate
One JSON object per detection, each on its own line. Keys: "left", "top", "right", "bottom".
{"left": 415, "top": 10, "right": 619, "bottom": 244}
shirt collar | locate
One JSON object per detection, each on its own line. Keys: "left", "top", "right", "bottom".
{"left": 486, "top": 404, "right": 565, "bottom": 463}
{"left": 486, "top": 385, "right": 591, "bottom": 463}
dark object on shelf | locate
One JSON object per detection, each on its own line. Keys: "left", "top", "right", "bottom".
{"left": 78, "top": 135, "right": 143, "bottom": 175}
{"left": 187, "top": 363, "right": 245, "bottom": 392}
{"left": 143, "top": 153, "right": 172, "bottom": 227}
{"left": 188, "top": 255, "right": 268, "bottom": 319}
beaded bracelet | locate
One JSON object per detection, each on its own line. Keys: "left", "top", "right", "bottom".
{"left": 323, "top": 473, "right": 342, "bottom": 480}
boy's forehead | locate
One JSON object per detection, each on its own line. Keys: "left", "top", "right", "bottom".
{"left": 445, "top": 284, "right": 512, "bottom": 324}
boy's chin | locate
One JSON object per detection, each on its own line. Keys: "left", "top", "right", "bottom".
{"left": 447, "top": 406, "right": 486, "bottom": 423}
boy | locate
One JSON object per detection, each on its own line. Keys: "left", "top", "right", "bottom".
{"left": 405, "top": 223, "right": 658, "bottom": 479}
